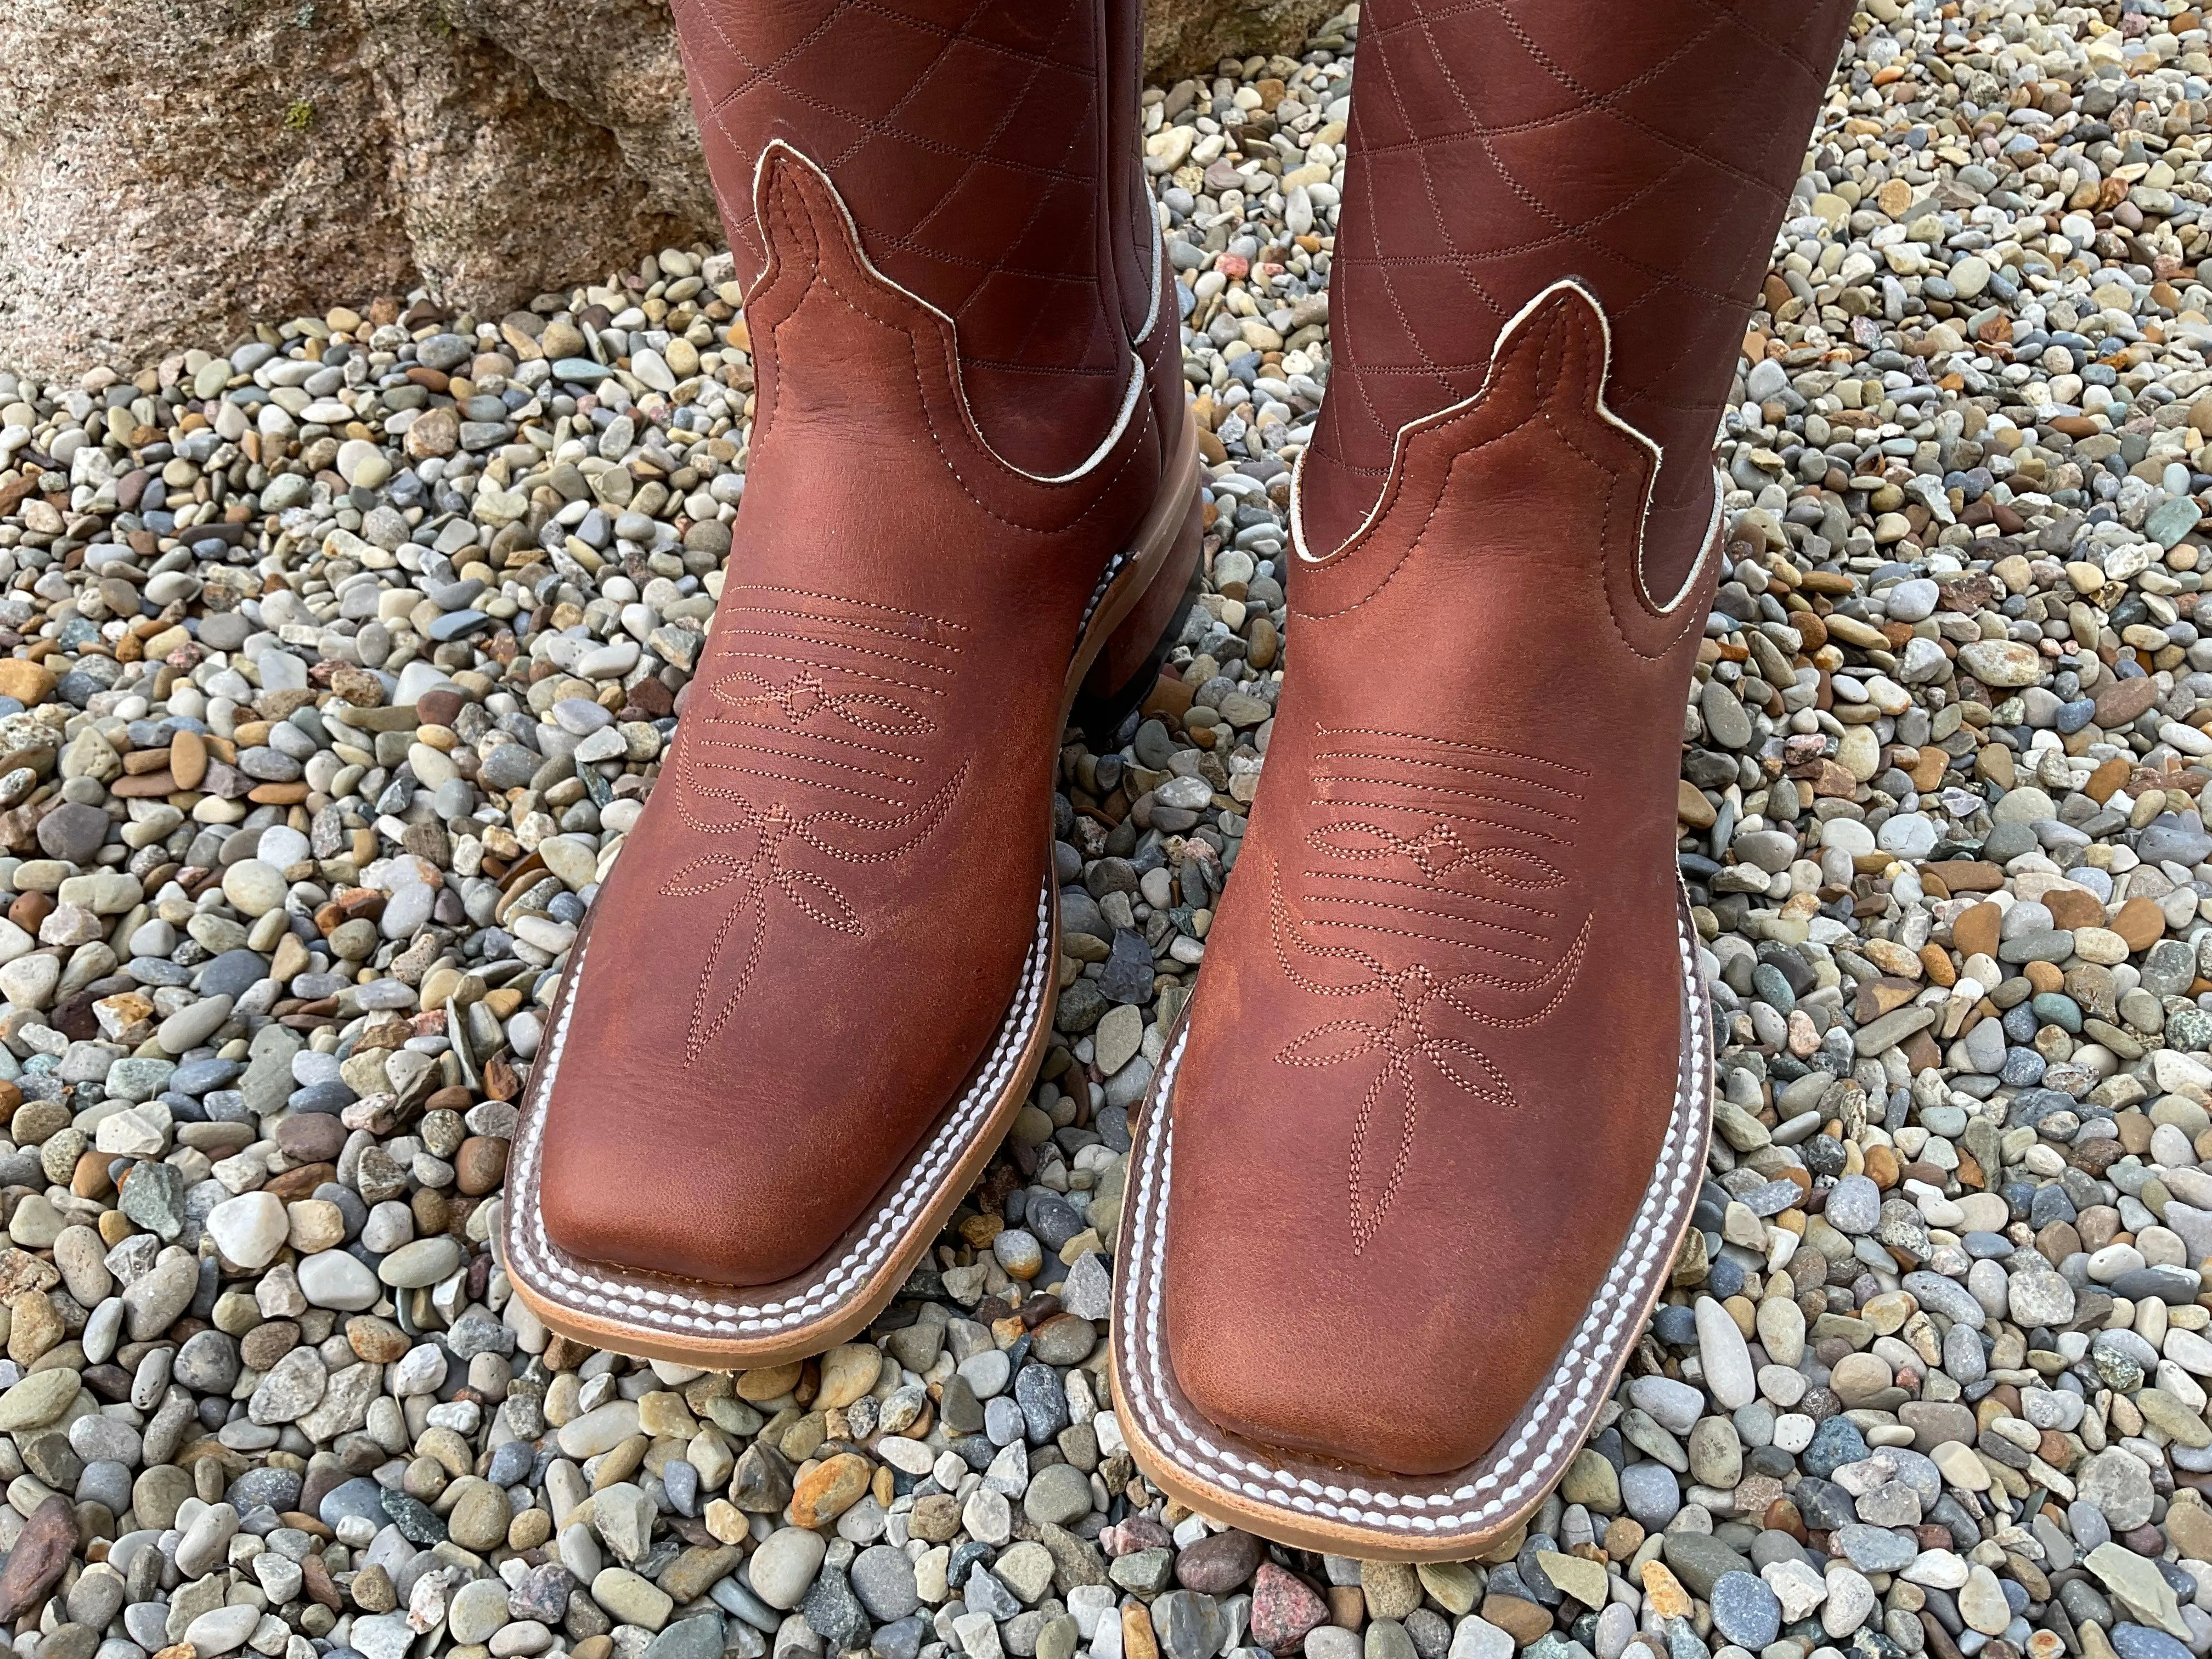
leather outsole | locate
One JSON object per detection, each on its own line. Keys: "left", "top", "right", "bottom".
{"left": 495, "top": 409, "right": 1203, "bottom": 1369}
{"left": 1109, "top": 883, "right": 1715, "bottom": 1561}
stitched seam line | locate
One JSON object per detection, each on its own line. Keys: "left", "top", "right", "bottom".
{"left": 1315, "top": 771, "right": 1575, "bottom": 817}
{"left": 1304, "top": 879, "right": 1553, "bottom": 940}
{"left": 721, "top": 610, "right": 967, "bottom": 653}
{"left": 1316, "top": 724, "right": 1590, "bottom": 776}
{"left": 712, "top": 625, "right": 957, "bottom": 674}
{"left": 1297, "top": 895, "right": 1549, "bottom": 963}
{"left": 1539, "top": 410, "right": 1702, "bottom": 658}
{"left": 725, "top": 584, "right": 974, "bottom": 628}
{"left": 718, "top": 648, "right": 949, "bottom": 697}
{"left": 1310, "top": 865, "right": 1554, "bottom": 919}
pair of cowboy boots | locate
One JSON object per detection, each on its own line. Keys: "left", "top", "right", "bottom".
{"left": 501, "top": 0, "right": 1858, "bottom": 1556}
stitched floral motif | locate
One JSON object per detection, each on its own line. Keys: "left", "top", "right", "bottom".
{"left": 1271, "top": 726, "right": 1592, "bottom": 1250}
{"left": 659, "top": 584, "right": 967, "bottom": 1058}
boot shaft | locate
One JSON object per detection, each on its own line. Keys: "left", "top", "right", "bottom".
{"left": 1297, "top": 0, "right": 1860, "bottom": 588}
{"left": 669, "top": 0, "right": 1162, "bottom": 478}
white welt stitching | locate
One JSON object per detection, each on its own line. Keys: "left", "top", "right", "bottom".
{"left": 1079, "top": 550, "right": 1133, "bottom": 640}
{"left": 504, "top": 879, "right": 1051, "bottom": 1335}
{"left": 1119, "top": 893, "right": 1712, "bottom": 1531}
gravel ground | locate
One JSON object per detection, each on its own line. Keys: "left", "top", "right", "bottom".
{"left": 6, "top": 7, "right": 2212, "bottom": 1659}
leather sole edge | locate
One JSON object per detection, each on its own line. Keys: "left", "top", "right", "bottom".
{"left": 1108, "top": 878, "right": 1716, "bottom": 1561}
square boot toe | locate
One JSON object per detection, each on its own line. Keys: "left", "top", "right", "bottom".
{"left": 535, "top": 1107, "right": 842, "bottom": 1290}
{"left": 1162, "top": 1251, "right": 1536, "bottom": 1479}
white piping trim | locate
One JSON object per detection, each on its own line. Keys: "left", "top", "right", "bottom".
{"left": 1131, "top": 189, "right": 1167, "bottom": 348}
{"left": 1287, "top": 278, "right": 1719, "bottom": 618}
{"left": 1286, "top": 439, "right": 1319, "bottom": 558}
{"left": 505, "top": 878, "right": 1053, "bottom": 1336}
{"left": 1653, "top": 470, "right": 1728, "bottom": 615}
{"left": 1116, "top": 889, "right": 1713, "bottom": 1534}
{"left": 747, "top": 138, "right": 1146, "bottom": 488}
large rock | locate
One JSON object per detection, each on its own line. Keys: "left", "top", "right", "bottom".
{"left": 1143, "top": 0, "right": 1340, "bottom": 78}
{"left": 1, "top": 0, "right": 1329, "bottom": 375}
{"left": 0, "top": 0, "right": 707, "bottom": 376}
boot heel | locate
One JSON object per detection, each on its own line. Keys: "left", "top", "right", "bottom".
{"left": 1071, "top": 488, "right": 1204, "bottom": 741}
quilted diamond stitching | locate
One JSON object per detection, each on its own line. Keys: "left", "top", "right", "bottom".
{"left": 671, "top": 0, "right": 1118, "bottom": 359}
{"left": 1303, "top": 0, "right": 1854, "bottom": 582}
{"left": 668, "top": 0, "right": 1134, "bottom": 470}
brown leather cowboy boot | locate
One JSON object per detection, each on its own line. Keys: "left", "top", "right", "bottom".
{"left": 1113, "top": 0, "right": 1856, "bottom": 1555}
{"left": 503, "top": 0, "right": 1199, "bottom": 1364}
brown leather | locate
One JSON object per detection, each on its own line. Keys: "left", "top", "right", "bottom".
{"left": 668, "top": 0, "right": 1148, "bottom": 478}
{"left": 1164, "top": 286, "right": 1709, "bottom": 1477}
{"left": 1294, "top": 0, "right": 1857, "bottom": 594}
{"left": 535, "top": 17, "right": 1178, "bottom": 1290}
{"left": 1159, "top": 0, "right": 1854, "bottom": 1479}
